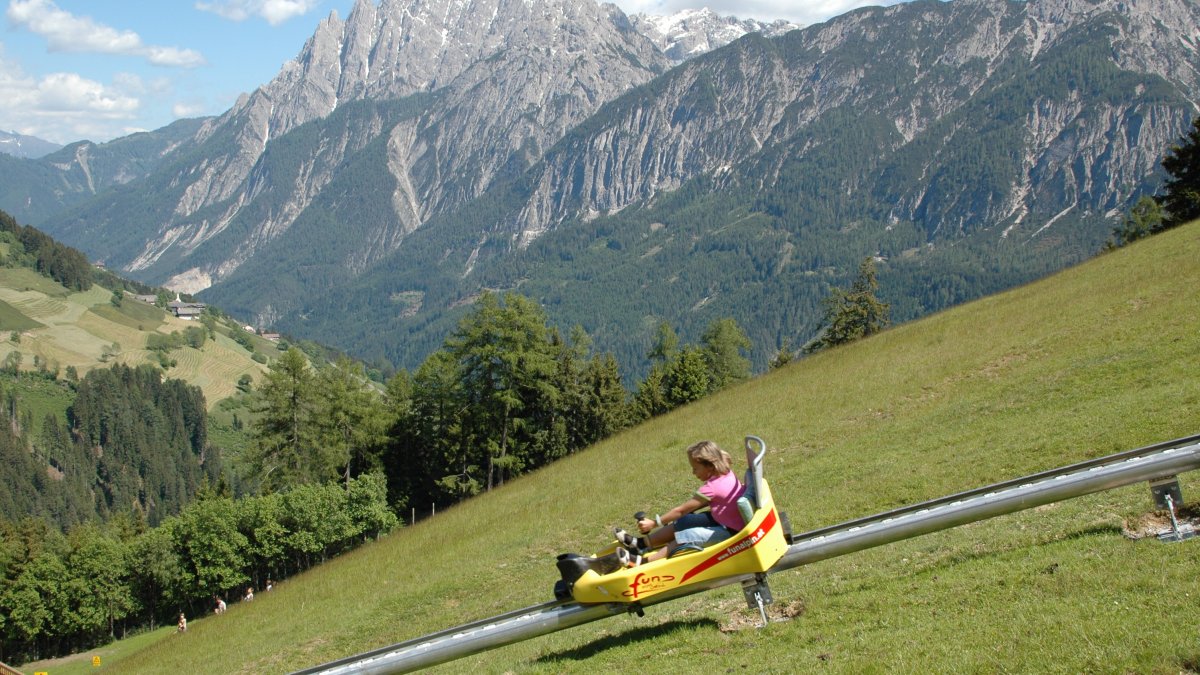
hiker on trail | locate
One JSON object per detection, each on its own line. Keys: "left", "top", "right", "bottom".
{"left": 613, "top": 440, "right": 747, "bottom": 567}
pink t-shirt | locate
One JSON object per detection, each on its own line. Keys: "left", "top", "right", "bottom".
{"left": 696, "top": 470, "right": 746, "bottom": 531}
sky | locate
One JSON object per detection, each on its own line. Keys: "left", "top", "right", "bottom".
{"left": 1, "top": 0, "right": 889, "bottom": 147}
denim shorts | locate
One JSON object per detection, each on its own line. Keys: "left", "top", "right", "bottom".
{"left": 673, "top": 512, "right": 736, "bottom": 548}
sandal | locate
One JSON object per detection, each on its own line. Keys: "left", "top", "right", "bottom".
{"left": 616, "top": 547, "right": 642, "bottom": 568}
{"left": 613, "top": 528, "right": 639, "bottom": 549}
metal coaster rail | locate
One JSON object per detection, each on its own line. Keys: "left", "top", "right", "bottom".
{"left": 294, "top": 434, "right": 1200, "bottom": 675}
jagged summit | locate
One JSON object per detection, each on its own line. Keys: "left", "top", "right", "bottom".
{"left": 5, "top": 0, "right": 1197, "bottom": 377}
{"left": 630, "top": 7, "right": 801, "bottom": 62}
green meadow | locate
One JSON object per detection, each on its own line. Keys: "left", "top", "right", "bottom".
{"left": 25, "top": 223, "right": 1200, "bottom": 674}
{"left": 0, "top": 272, "right": 270, "bottom": 411}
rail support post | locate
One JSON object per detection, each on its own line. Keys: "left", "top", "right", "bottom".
{"left": 1150, "top": 476, "right": 1194, "bottom": 542}
{"left": 741, "top": 574, "right": 773, "bottom": 627}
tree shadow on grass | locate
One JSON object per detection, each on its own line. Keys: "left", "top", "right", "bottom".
{"left": 535, "top": 618, "right": 720, "bottom": 664}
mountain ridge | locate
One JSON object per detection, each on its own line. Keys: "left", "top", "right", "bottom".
{"left": 273, "top": 0, "right": 1199, "bottom": 373}
{"left": 6, "top": 0, "right": 1199, "bottom": 376}
{"left": 0, "top": 130, "right": 62, "bottom": 159}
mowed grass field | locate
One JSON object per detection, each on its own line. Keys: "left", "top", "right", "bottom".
{"left": 0, "top": 270, "right": 268, "bottom": 410}
{"left": 43, "top": 222, "right": 1199, "bottom": 675}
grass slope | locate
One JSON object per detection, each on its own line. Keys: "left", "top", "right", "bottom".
{"left": 0, "top": 270, "right": 271, "bottom": 410}
{"left": 43, "top": 224, "right": 1200, "bottom": 673}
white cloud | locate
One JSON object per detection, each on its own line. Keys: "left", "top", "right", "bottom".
{"left": 7, "top": 0, "right": 205, "bottom": 67}
{"left": 173, "top": 100, "right": 209, "bottom": 118}
{"left": 0, "top": 44, "right": 141, "bottom": 143}
{"left": 195, "top": 0, "right": 321, "bottom": 26}
{"left": 144, "top": 46, "right": 207, "bottom": 68}
{"left": 33, "top": 72, "right": 139, "bottom": 114}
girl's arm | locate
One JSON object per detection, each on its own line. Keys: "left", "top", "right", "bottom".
{"left": 637, "top": 496, "right": 707, "bottom": 533}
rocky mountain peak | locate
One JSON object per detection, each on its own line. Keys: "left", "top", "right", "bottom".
{"left": 630, "top": 7, "right": 801, "bottom": 62}
{"left": 73, "top": 0, "right": 671, "bottom": 294}
{"left": 0, "top": 130, "right": 62, "bottom": 159}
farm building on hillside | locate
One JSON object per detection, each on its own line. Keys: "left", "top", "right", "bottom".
{"left": 168, "top": 295, "right": 205, "bottom": 320}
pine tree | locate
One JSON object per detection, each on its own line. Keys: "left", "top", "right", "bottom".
{"left": 700, "top": 317, "right": 752, "bottom": 391}
{"left": 1158, "top": 116, "right": 1200, "bottom": 228}
{"left": 807, "top": 257, "right": 891, "bottom": 352}
{"left": 249, "top": 348, "right": 321, "bottom": 489}
{"left": 1107, "top": 195, "right": 1165, "bottom": 248}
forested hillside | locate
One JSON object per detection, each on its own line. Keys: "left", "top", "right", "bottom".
{"left": 0, "top": 213, "right": 398, "bottom": 663}
{"left": 0, "top": 208, "right": 275, "bottom": 529}
{"left": 0, "top": 118, "right": 210, "bottom": 227}
{"left": 0, "top": 475, "right": 395, "bottom": 663}
{"left": 0, "top": 366, "right": 217, "bottom": 527}
{"left": 0, "top": 207, "right": 761, "bottom": 663}
{"left": 0, "top": 209, "right": 92, "bottom": 293}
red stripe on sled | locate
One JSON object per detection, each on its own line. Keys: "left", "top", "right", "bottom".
{"left": 679, "top": 510, "right": 778, "bottom": 585}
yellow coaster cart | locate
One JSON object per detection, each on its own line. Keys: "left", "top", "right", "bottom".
{"left": 555, "top": 436, "right": 791, "bottom": 620}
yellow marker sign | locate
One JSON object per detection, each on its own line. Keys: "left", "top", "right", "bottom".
{"left": 92, "top": 655, "right": 102, "bottom": 666}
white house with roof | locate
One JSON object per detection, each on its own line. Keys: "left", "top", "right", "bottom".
{"left": 167, "top": 294, "right": 205, "bottom": 320}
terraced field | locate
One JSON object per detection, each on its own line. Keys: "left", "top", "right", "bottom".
{"left": 0, "top": 272, "right": 270, "bottom": 408}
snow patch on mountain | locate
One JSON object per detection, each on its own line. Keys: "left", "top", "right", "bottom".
{"left": 630, "top": 7, "right": 801, "bottom": 63}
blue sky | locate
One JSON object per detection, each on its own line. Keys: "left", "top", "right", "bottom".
{"left": 0, "top": 0, "right": 875, "bottom": 146}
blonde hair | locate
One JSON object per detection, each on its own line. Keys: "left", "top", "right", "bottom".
{"left": 687, "top": 440, "right": 732, "bottom": 475}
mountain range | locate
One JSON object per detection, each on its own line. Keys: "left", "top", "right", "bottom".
{"left": 2, "top": 0, "right": 1197, "bottom": 376}
{"left": 0, "top": 130, "right": 62, "bottom": 159}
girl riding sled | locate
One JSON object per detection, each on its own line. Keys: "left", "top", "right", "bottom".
{"left": 614, "top": 440, "right": 747, "bottom": 566}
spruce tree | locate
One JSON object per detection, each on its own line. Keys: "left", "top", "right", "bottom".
{"left": 448, "top": 293, "right": 559, "bottom": 490}
{"left": 807, "top": 257, "right": 891, "bottom": 352}
{"left": 700, "top": 317, "right": 752, "bottom": 391}
{"left": 665, "top": 346, "right": 710, "bottom": 407}
{"left": 318, "top": 357, "right": 387, "bottom": 488}
{"left": 1158, "top": 116, "right": 1200, "bottom": 228}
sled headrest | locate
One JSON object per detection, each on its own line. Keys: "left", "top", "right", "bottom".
{"left": 742, "top": 435, "right": 767, "bottom": 510}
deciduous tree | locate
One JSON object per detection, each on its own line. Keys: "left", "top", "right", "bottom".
{"left": 171, "top": 496, "right": 248, "bottom": 600}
